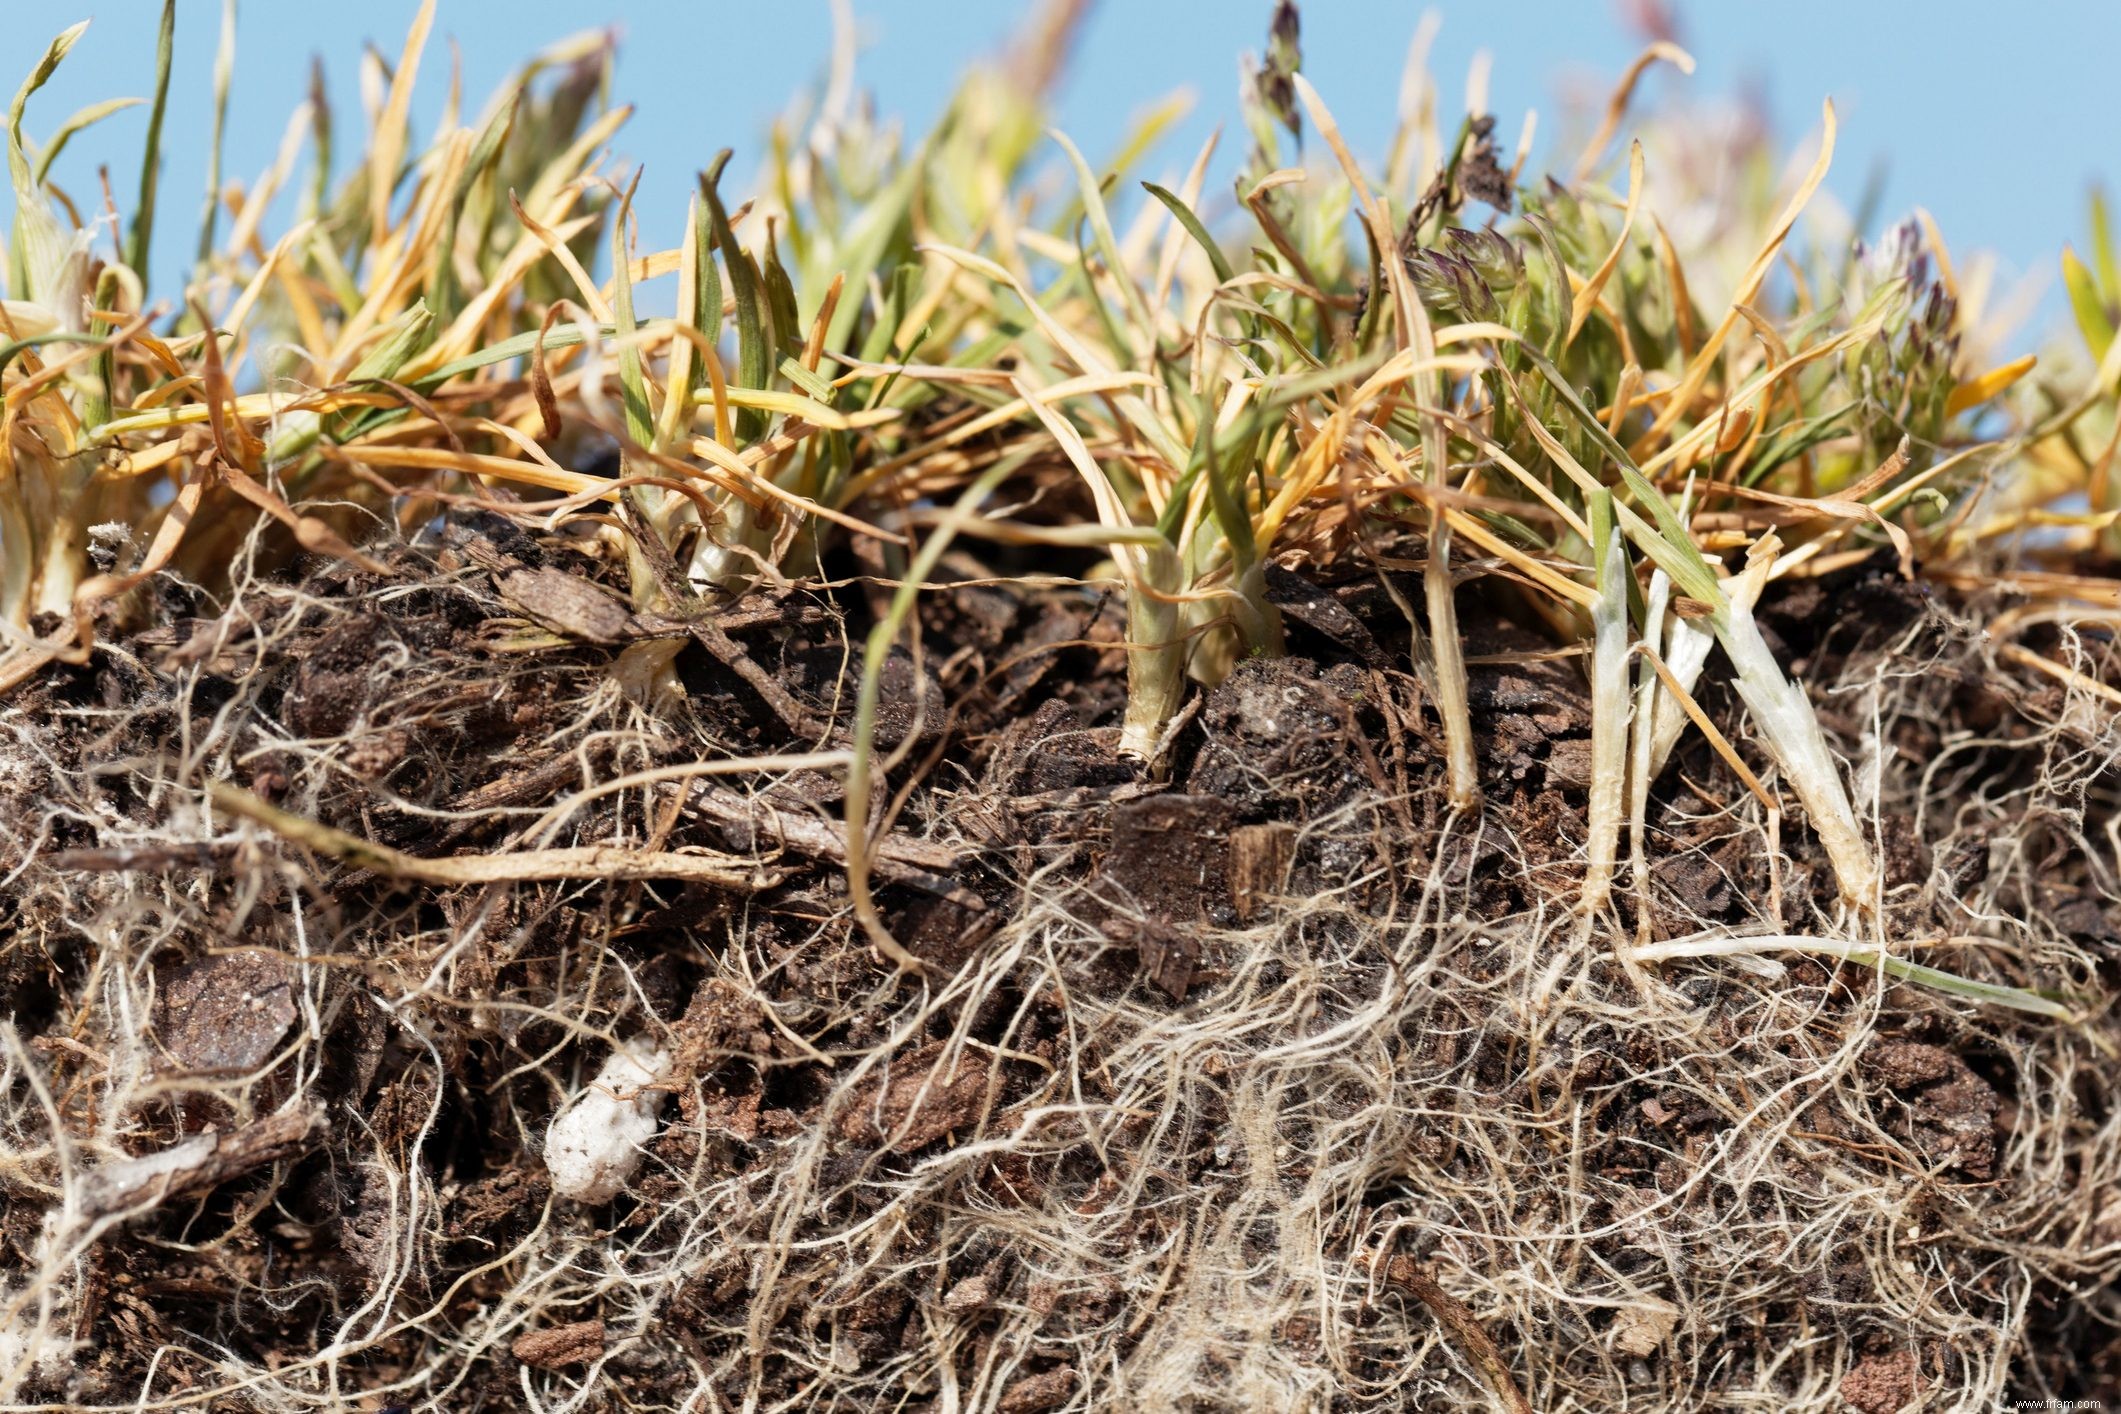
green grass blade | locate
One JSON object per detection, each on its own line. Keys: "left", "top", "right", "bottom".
{"left": 428, "top": 80, "right": 521, "bottom": 320}
{"left": 1202, "top": 391, "right": 1257, "bottom": 572}
{"left": 2064, "top": 245, "right": 2115, "bottom": 360}
{"left": 34, "top": 96, "right": 144, "bottom": 190}
{"left": 610, "top": 175, "right": 654, "bottom": 451}
{"left": 762, "top": 236, "right": 803, "bottom": 360}
{"left": 1511, "top": 346, "right": 1724, "bottom": 609}
{"left": 416, "top": 321, "right": 618, "bottom": 385}
{"left": 124, "top": 0, "right": 175, "bottom": 280}
{"left": 1052, "top": 129, "right": 1155, "bottom": 343}
{"left": 7, "top": 23, "right": 89, "bottom": 306}
{"left": 1141, "top": 181, "right": 1233, "bottom": 285}
{"left": 1633, "top": 934, "right": 2076, "bottom": 1020}
{"left": 2091, "top": 187, "right": 2118, "bottom": 302}
{"left": 818, "top": 155, "right": 922, "bottom": 368}
{"left": 844, "top": 451, "right": 1032, "bottom": 974}
{"left": 701, "top": 153, "right": 768, "bottom": 443}
{"left": 6, "top": 22, "right": 87, "bottom": 192}
{"left": 195, "top": 0, "right": 235, "bottom": 271}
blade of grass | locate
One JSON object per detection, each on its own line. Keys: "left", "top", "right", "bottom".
{"left": 368, "top": 0, "right": 437, "bottom": 252}
{"left": 703, "top": 154, "right": 769, "bottom": 444}
{"left": 1580, "top": 489, "right": 1630, "bottom": 928}
{"left": 123, "top": 0, "right": 176, "bottom": 279}
{"left": 2064, "top": 245, "right": 2114, "bottom": 360}
{"left": 1627, "top": 933, "right": 2074, "bottom": 1020}
{"left": 1052, "top": 129, "right": 1155, "bottom": 348}
{"left": 845, "top": 454, "right": 1028, "bottom": 978}
{"left": 194, "top": 0, "right": 235, "bottom": 273}
{"left": 31, "top": 96, "right": 143, "bottom": 189}
{"left": 7, "top": 22, "right": 89, "bottom": 305}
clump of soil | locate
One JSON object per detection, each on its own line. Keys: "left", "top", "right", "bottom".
{"left": 1, "top": 521, "right": 2116, "bottom": 1411}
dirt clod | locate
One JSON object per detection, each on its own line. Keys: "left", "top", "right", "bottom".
{"left": 835, "top": 1041, "right": 998, "bottom": 1152}
{"left": 1839, "top": 1348, "right": 1926, "bottom": 1414}
{"left": 1610, "top": 1299, "right": 1681, "bottom": 1357}
{"left": 153, "top": 952, "right": 298, "bottom": 1076}
{"left": 998, "top": 1367, "right": 1079, "bottom": 1411}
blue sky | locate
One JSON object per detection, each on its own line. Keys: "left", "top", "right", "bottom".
{"left": 24, "top": 1, "right": 2118, "bottom": 346}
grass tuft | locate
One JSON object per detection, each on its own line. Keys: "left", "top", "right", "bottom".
{"left": 3, "top": 3, "right": 2118, "bottom": 1408}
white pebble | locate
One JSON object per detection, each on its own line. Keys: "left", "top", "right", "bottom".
{"left": 543, "top": 1037, "right": 673, "bottom": 1203}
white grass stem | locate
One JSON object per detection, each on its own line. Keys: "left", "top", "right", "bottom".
{"left": 1628, "top": 933, "right": 2073, "bottom": 1019}
{"left": 1626, "top": 568, "right": 1671, "bottom": 930}
{"left": 1580, "top": 493, "right": 1630, "bottom": 926}
{"left": 1716, "top": 595, "right": 1880, "bottom": 910}
{"left": 1119, "top": 543, "right": 1186, "bottom": 761}
{"left": 1647, "top": 571, "right": 1757, "bottom": 776}
{"left": 1426, "top": 524, "right": 1479, "bottom": 809}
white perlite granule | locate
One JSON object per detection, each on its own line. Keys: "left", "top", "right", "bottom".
{"left": 542, "top": 1037, "right": 673, "bottom": 1203}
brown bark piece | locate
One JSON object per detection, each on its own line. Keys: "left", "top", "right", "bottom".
{"left": 513, "top": 1319, "right": 606, "bottom": 1370}
{"left": 1228, "top": 821, "right": 1296, "bottom": 922}
{"left": 499, "top": 567, "right": 634, "bottom": 643}
{"left": 77, "top": 1107, "right": 323, "bottom": 1221}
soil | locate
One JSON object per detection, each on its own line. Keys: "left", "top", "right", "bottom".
{"left": 1, "top": 521, "right": 2117, "bottom": 1411}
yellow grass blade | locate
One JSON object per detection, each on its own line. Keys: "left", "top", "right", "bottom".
{"left": 1946, "top": 354, "right": 2037, "bottom": 417}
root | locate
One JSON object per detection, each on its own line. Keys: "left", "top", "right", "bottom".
{"left": 0, "top": 545, "right": 2115, "bottom": 1412}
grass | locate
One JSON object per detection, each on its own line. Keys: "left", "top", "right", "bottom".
{"left": 3, "top": 2, "right": 2118, "bottom": 1408}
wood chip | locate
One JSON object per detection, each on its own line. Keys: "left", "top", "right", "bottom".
{"left": 76, "top": 1107, "right": 323, "bottom": 1222}
{"left": 1228, "top": 822, "right": 1296, "bottom": 923}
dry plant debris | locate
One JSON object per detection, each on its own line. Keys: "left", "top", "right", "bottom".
{"left": 3, "top": 1, "right": 2120, "bottom": 1410}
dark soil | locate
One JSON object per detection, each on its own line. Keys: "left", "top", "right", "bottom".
{"left": 1, "top": 521, "right": 2116, "bottom": 1411}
